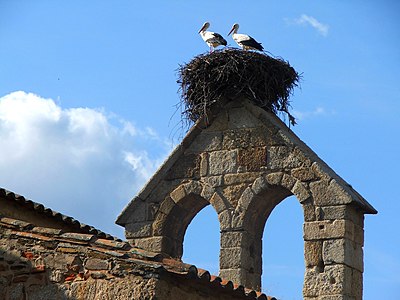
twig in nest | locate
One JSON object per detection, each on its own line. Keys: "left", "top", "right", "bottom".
{"left": 177, "top": 48, "right": 300, "bottom": 126}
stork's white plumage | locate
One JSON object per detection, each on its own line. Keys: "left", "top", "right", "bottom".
{"left": 199, "top": 22, "right": 227, "bottom": 52}
{"left": 228, "top": 23, "right": 264, "bottom": 51}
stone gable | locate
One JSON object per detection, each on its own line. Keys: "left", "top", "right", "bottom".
{"left": 117, "top": 97, "right": 376, "bottom": 299}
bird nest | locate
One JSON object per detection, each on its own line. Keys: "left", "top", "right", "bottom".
{"left": 177, "top": 49, "right": 300, "bottom": 126}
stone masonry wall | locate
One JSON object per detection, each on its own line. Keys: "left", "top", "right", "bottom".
{"left": 0, "top": 217, "right": 159, "bottom": 300}
{"left": 1, "top": 215, "right": 269, "bottom": 300}
{"left": 120, "top": 98, "right": 371, "bottom": 299}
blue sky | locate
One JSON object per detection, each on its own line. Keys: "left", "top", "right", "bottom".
{"left": 0, "top": 1, "right": 399, "bottom": 299}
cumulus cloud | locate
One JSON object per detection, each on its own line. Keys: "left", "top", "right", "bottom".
{"left": 0, "top": 91, "right": 168, "bottom": 237}
{"left": 289, "top": 14, "right": 329, "bottom": 37}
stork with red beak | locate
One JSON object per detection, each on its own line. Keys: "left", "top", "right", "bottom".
{"left": 198, "top": 22, "right": 227, "bottom": 52}
{"left": 228, "top": 23, "right": 264, "bottom": 51}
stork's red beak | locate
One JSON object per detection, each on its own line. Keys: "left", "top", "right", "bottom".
{"left": 228, "top": 27, "right": 234, "bottom": 36}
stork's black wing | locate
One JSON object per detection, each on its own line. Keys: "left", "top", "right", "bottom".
{"left": 241, "top": 36, "right": 263, "bottom": 51}
{"left": 212, "top": 32, "right": 227, "bottom": 46}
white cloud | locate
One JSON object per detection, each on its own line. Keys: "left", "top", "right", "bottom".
{"left": 0, "top": 91, "right": 168, "bottom": 237}
{"left": 291, "top": 14, "right": 329, "bottom": 37}
{"left": 292, "top": 107, "right": 332, "bottom": 120}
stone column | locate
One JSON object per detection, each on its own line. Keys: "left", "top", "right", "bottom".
{"left": 303, "top": 208, "right": 365, "bottom": 299}
{"left": 219, "top": 230, "right": 262, "bottom": 291}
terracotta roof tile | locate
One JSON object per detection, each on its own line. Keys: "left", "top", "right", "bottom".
{"left": 30, "top": 226, "right": 64, "bottom": 235}
{"left": 0, "top": 187, "right": 118, "bottom": 240}
{"left": 0, "top": 217, "right": 33, "bottom": 230}
{"left": 60, "top": 232, "right": 95, "bottom": 242}
{"left": 10, "top": 230, "right": 54, "bottom": 242}
{"left": 93, "top": 238, "right": 131, "bottom": 250}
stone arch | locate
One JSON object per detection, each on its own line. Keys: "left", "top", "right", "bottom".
{"left": 219, "top": 168, "right": 368, "bottom": 299}
{"left": 219, "top": 172, "right": 315, "bottom": 291}
{"left": 219, "top": 174, "right": 296, "bottom": 291}
{"left": 141, "top": 180, "right": 230, "bottom": 259}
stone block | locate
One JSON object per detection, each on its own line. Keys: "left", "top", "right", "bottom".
{"left": 266, "top": 172, "right": 283, "bottom": 185}
{"left": 310, "top": 180, "right": 353, "bottom": 206}
{"left": 249, "top": 127, "right": 270, "bottom": 147}
{"left": 145, "top": 179, "right": 177, "bottom": 204}
{"left": 219, "top": 268, "right": 247, "bottom": 284}
{"left": 218, "top": 209, "right": 234, "bottom": 230}
{"left": 291, "top": 167, "right": 316, "bottom": 182}
{"left": 209, "top": 150, "right": 238, "bottom": 175}
{"left": 85, "top": 258, "right": 109, "bottom": 270}
{"left": 165, "top": 153, "right": 201, "bottom": 180}
{"left": 222, "top": 184, "right": 247, "bottom": 208}
{"left": 200, "top": 183, "right": 214, "bottom": 201}
{"left": 133, "top": 236, "right": 175, "bottom": 256}
{"left": 201, "top": 175, "right": 223, "bottom": 187}
{"left": 237, "top": 147, "right": 267, "bottom": 172}
{"left": 125, "top": 222, "right": 152, "bottom": 238}
{"left": 271, "top": 129, "right": 294, "bottom": 146}
{"left": 219, "top": 247, "right": 243, "bottom": 269}
{"left": 186, "top": 132, "right": 222, "bottom": 153}
{"left": 322, "top": 239, "right": 363, "bottom": 272}
{"left": 200, "top": 152, "right": 208, "bottom": 176}
{"left": 292, "top": 180, "right": 311, "bottom": 203}
{"left": 220, "top": 231, "right": 254, "bottom": 249}
{"left": 303, "top": 264, "right": 352, "bottom": 297}
{"left": 222, "top": 129, "right": 252, "bottom": 149}
{"left": 281, "top": 173, "right": 296, "bottom": 190}
{"left": 303, "top": 220, "right": 354, "bottom": 241}
{"left": 289, "top": 147, "right": 312, "bottom": 168}
{"left": 316, "top": 205, "right": 364, "bottom": 230}
{"left": 267, "top": 146, "right": 290, "bottom": 170}
{"left": 251, "top": 176, "right": 269, "bottom": 195}
{"left": 224, "top": 172, "right": 259, "bottom": 185}
{"left": 219, "top": 268, "right": 260, "bottom": 292}
{"left": 304, "top": 241, "right": 323, "bottom": 267}
{"left": 157, "top": 197, "right": 175, "bottom": 215}
{"left": 237, "top": 187, "right": 255, "bottom": 210}
{"left": 268, "top": 146, "right": 311, "bottom": 170}
{"left": 311, "top": 162, "right": 332, "bottom": 182}
{"left": 183, "top": 180, "right": 203, "bottom": 196}
{"left": 210, "top": 193, "right": 228, "bottom": 214}
{"left": 170, "top": 185, "right": 186, "bottom": 203}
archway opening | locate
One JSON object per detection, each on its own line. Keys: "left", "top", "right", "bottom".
{"left": 261, "top": 195, "right": 304, "bottom": 299}
{"left": 182, "top": 205, "right": 220, "bottom": 275}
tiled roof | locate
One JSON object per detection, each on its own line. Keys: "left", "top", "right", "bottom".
{"left": 0, "top": 187, "right": 117, "bottom": 240}
{"left": 0, "top": 214, "right": 275, "bottom": 300}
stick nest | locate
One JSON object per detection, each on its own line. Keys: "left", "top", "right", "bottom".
{"left": 177, "top": 49, "right": 300, "bottom": 126}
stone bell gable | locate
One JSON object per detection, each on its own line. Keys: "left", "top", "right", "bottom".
{"left": 116, "top": 97, "right": 376, "bottom": 299}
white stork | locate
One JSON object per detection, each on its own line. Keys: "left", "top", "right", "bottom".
{"left": 198, "top": 22, "right": 227, "bottom": 52}
{"left": 228, "top": 23, "right": 264, "bottom": 51}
